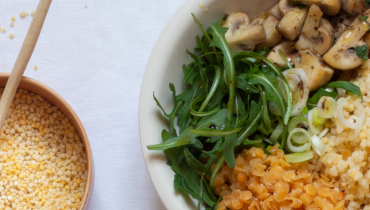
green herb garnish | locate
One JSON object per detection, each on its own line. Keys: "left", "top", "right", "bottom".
{"left": 355, "top": 45, "right": 369, "bottom": 61}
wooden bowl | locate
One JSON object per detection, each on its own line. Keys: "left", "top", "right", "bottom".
{"left": 0, "top": 73, "right": 94, "bottom": 209}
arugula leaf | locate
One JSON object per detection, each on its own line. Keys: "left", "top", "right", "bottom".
{"left": 153, "top": 84, "right": 183, "bottom": 136}
{"left": 258, "top": 86, "right": 272, "bottom": 135}
{"left": 174, "top": 174, "right": 203, "bottom": 200}
{"left": 190, "top": 127, "right": 242, "bottom": 137}
{"left": 355, "top": 45, "right": 369, "bottom": 61}
{"left": 237, "top": 100, "right": 263, "bottom": 143}
{"left": 306, "top": 88, "right": 338, "bottom": 109}
{"left": 184, "top": 147, "right": 211, "bottom": 176}
{"left": 248, "top": 72, "right": 287, "bottom": 120}
{"left": 233, "top": 51, "right": 292, "bottom": 124}
{"left": 232, "top": 92, "right": 248, "bottom": 128}
{"left": 222, "top": 134, "right": 238, "bottom": 168}
{"left": 325, "top": 81, "right": 363, "bottom": 100}
{"left": 236, "top": 76, "right": 259, "bottom": 93}
{"left": 207, "top": 16, "right": 236, "bottom": 120}
{"left": 196, "top": 109, "right": 228, "bottom": 129}
{"left": 147, "top": 128, "right": 202, "bottom": 150}
{"left": 177, "top": 80, "right": 201, "bottom": 129}
{"left": 183, "top": 63, "right": 199, "bottom": 85}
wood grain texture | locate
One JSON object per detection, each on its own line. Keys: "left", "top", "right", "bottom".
{"left": 0, "top": 0, "right": 52, "bottom": 130}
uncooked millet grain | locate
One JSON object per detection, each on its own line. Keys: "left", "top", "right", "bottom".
{"left": 0, "top": 88, "right": 88, "bottom": 210}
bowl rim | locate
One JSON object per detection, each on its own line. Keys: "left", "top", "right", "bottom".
{"left": 0, "top": 73, "right": 93, "bottom": 210}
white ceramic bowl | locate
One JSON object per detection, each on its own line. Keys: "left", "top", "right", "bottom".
{"left": 139, "top": 0, "right": 277, "bottom": 209}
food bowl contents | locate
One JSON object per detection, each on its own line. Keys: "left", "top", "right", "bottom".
{"left": 0, "top": 88, "right": 88, "bottom": 210}
{"left": 215, "top": 146, "right": 344, "bottom": 210}
{"left": 147, "top": 1, "right": 370, "bottom": 210}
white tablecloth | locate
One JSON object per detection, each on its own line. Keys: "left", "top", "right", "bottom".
{"left": 0, "top": 0, "right": 184, "bottom": 209}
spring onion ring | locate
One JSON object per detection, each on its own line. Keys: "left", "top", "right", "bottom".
{"left": 279, "top": 68, "right": 310, "bottom": 117}
{"left": 318, "top": 127, "right": 329, "bottom": 139}
{"left": 317, "top": 96, "right": 337, "bottom": 119}
{"left": 308, "top": 108, "right": 324, "bottom": 134}
{"left": 310, "top": 134, "right": 327, "bottom": 156}
{"left": 337, "top": 97, "right": 357, "bottom": 129}
{"left": 349, "top": 115, "right": 361, "bottom": 140}
{"left": 270, "top": 119, "right": 284, "bottom": 142}
{"left": 285, "top": 151, "right": 314, "bottom": 163}
{"left": 287, "top": 128, "right": 311, "bottom": 153}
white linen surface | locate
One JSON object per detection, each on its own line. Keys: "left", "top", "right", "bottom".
{"left": 0, "top": 0, "right": 185, "bottom": 209}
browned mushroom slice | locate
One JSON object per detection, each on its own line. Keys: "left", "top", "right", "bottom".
{"left": 295, "top": 4, "right": 334, "bottom": 55}
{"left": 257, "top": 16, "right": 282, "bottom": 50}
{"left": 289, "top": 0, "right": 341, "bottom": 15}
{"left": 276, "top": 7, "right": 309, "bottom": 41}
{"left": 267, "top": 41, "right": 298, "bottom": 68}
{"left": 222, "top": 13, "right": 266, "bottom": 53}
{"left": 342, "top": 0, "right": 365, "bottom": 16}
{"left": 323, "top": 17, "right": 369, "bottom": 70}
{"left": 291, "top": 50, "right": 334, "bottom": 91}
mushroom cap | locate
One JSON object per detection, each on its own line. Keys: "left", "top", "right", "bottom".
{"left": 276, "top": 7, "right": 309, "bottom": 41}
{"left": 342, "top": 0, "right": 365, "bottom": 16}
{"left": 295, "top": 5, "right": 334, "bottom": 55}
{"left": 222, "top": 13, "right": 266, "bottom": 53}
{"left": 289, "top": 0, "right": 341, "bottom": 16}
{"left": 257, "top": 15, "right": 282, "bottom": 50}
{"left": 266, "top": 3, "right": 282, "bottom": 20}
{"left": 323, "top": 18, "right": 369, "bottom": 70}
{"left": 267, "top": 41, "right": 298, "bottom": 68}
{"left": 291, "top": 50, "right": 334, "bottom": 91}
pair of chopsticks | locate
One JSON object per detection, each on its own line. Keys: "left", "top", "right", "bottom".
{"left": 0, "top": 0, "right": 52, "bottom": 129}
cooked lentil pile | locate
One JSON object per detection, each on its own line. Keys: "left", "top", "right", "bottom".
{"left": 215, "top": 146, "right": 345, "bottom": 210}
{"left": 318, "top": 61, "right": 370, "bottom": 210}
{"left": 0, "top": 88, "right": 88, "bottom": 210}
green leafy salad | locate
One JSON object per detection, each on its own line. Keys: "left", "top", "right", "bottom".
{"left": 147, "top": 14, "right": 363, "bottom": 209}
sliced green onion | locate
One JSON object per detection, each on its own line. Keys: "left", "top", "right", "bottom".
{"left": 308, "top": 108, "right": 324, "bottom": 135}
{"left": 317, "top": 96, "right": 337, "bottom": 119}
{"left": 313, "top": 108, "right": 327, "bottom": 125}
{"left": 285, "top": 151, "right": 313, "bottom": 163}
{"left": 287, "top": 129, "right": 311, "bottom": 153}
{"left": 270, "top": 119, "right": 284, "bottom": 142}
{"left": 288, "top": 117, "right": 310, "bottom": 143}
{"left": 288, "top": 117, "right": 308, "bottom": 133}
{"left": 289, "top": 128, "right": 311, "bottom": 144}
{"left": 310, "top": 134, "right": 327, "bottom": 156}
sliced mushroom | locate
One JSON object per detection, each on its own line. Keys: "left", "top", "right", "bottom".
{"left": 251, "top": 18, "right": 265, "bottom": 25}
{"left": 257, "top": 16, "right": 283, "bottom": 50}
{"left": 267, "top": 41, "right": 298, "bottom": 68}
{"left": 364, "top": 32, "right": 370, "bottom": 46}
{"left": 323, "top": 17, "right": 369, "bottom": 70}
{"left": 288, "top": 0, "right": 341, "bottom": 16}
{"left": 291, "top": 50, "right": 334, "bottom": 91}
{"left": 222, "top": 13, "right": 266, "bottom": 53}
{"left": 295, "top": 4, "right": 334, "bottom": 55}
{"left": 342, "top": 0, "right": 365, "bottom": 16}
{"left": 329, "top": 11, "right": 356, "bottom": 40}
{"left": 279, "top": 0, "right": 296, "bottom": 16}
{"left": 266, "top": 3, "right": 282, "bottom": 20}
{"left": 276, "top": 7, "right": 309, "bottom": 41}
